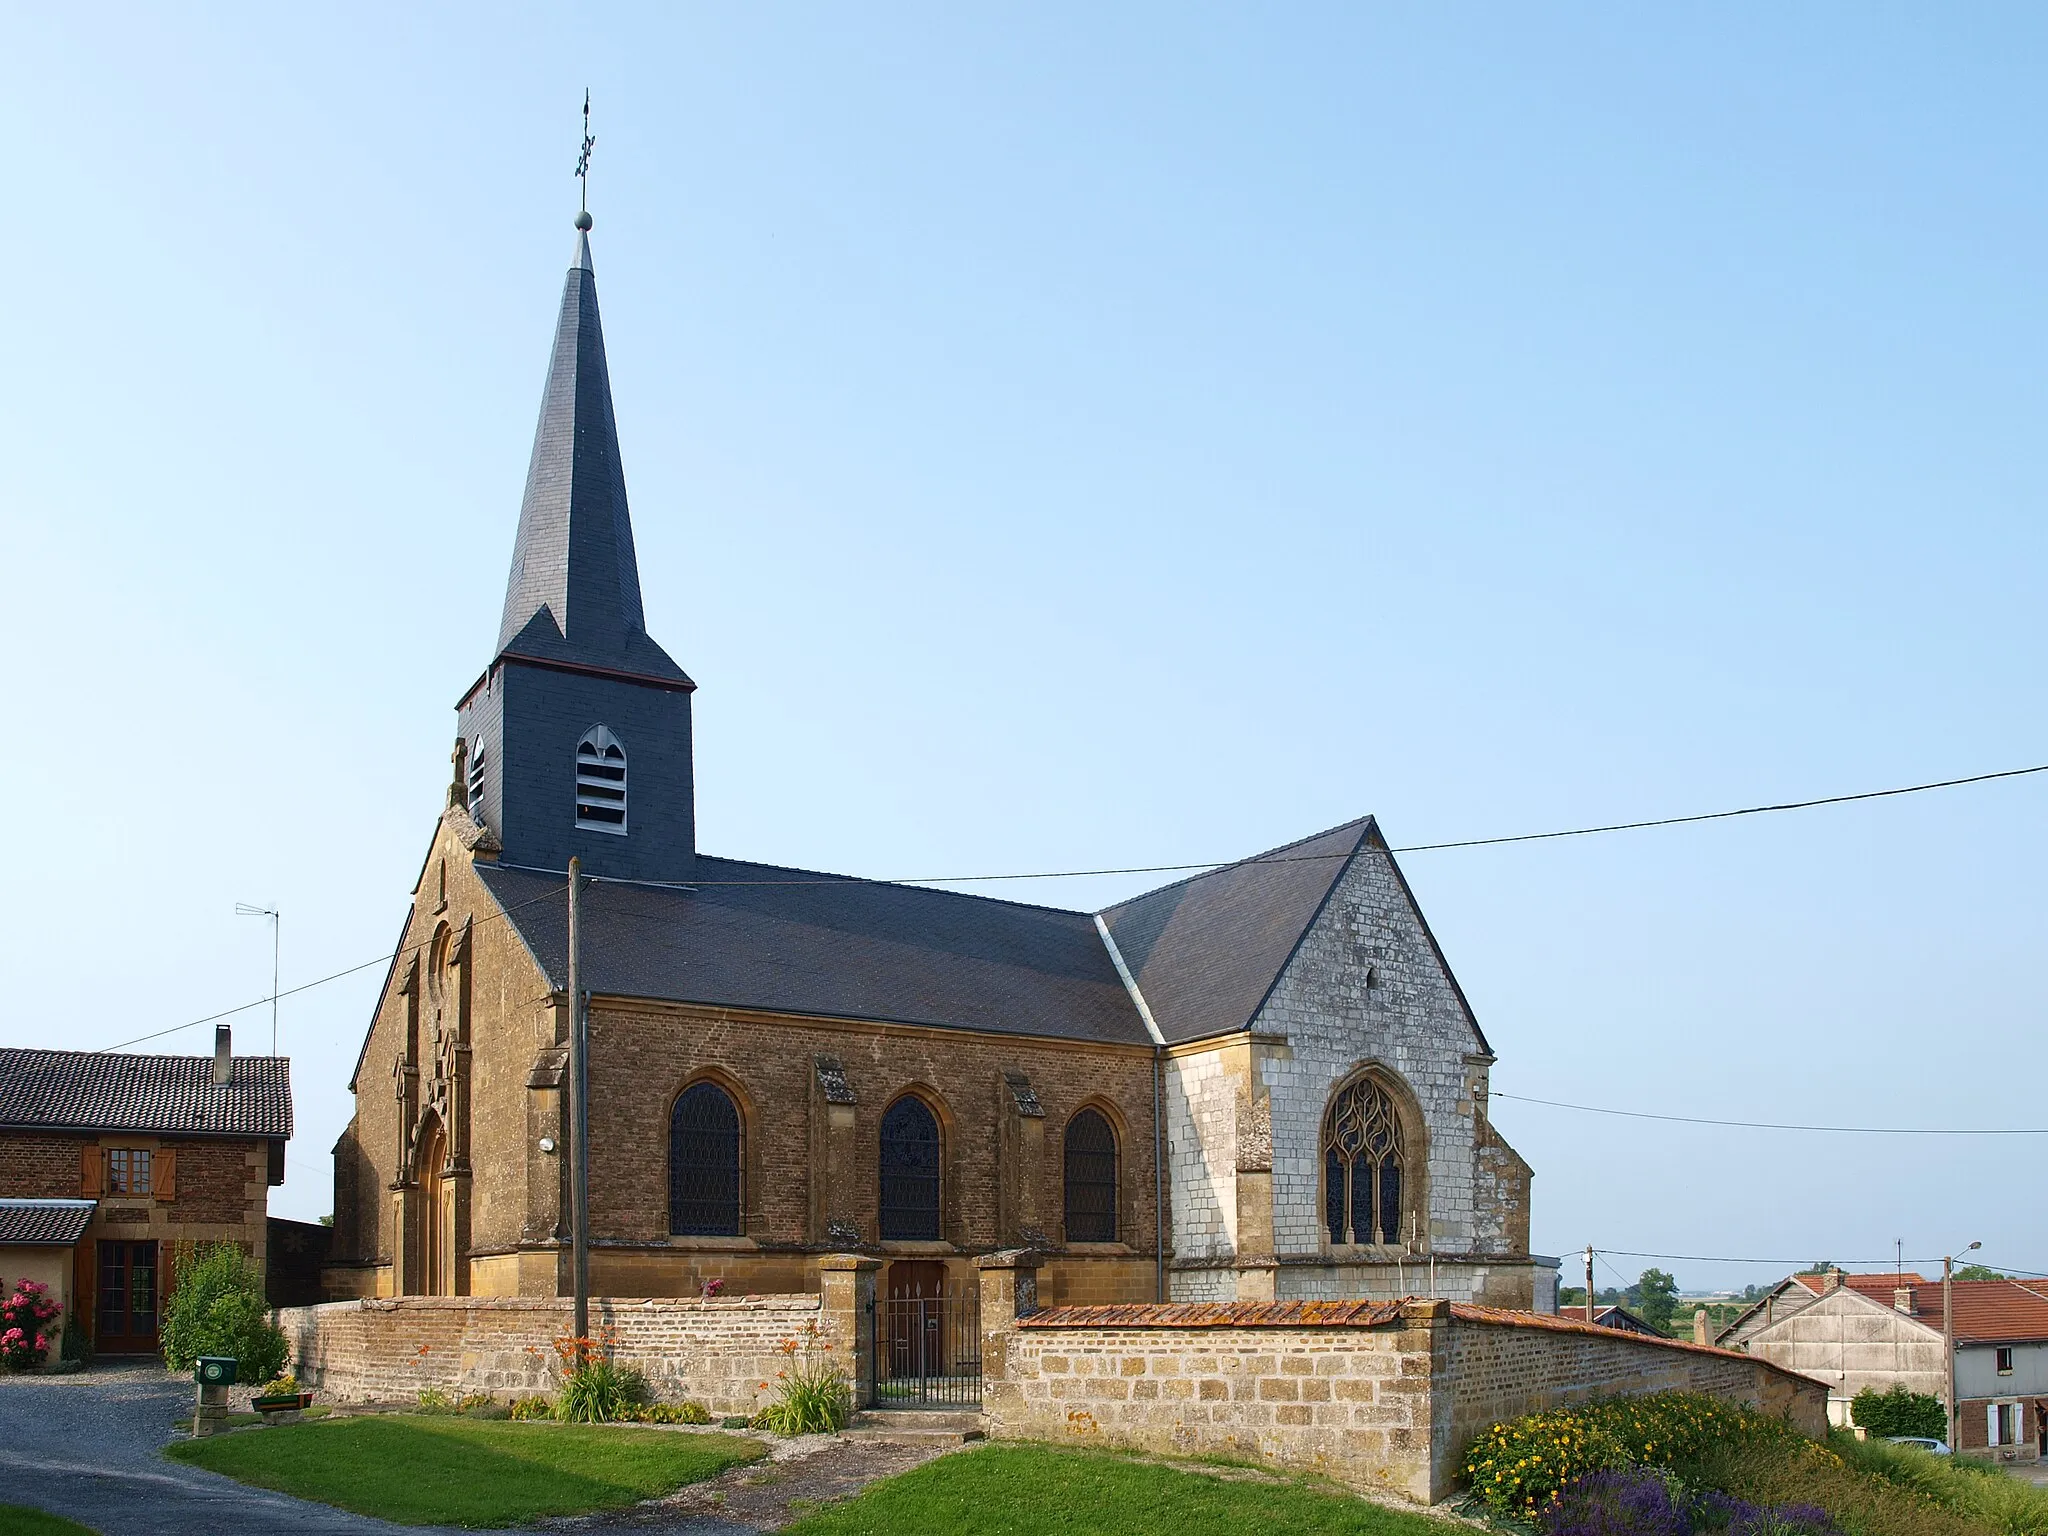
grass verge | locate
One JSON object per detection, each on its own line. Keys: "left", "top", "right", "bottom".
{"left": 164, "top": 1415, "right": 762, "bottom": 1527}
{"left": 0, "top": 1506, "right": 97, "bottom": 1535}
{"left": 1828, "top": 1436, "right": 2048, "bottom": 1536}
{"left": 779, "top": 1443, "right": 1454, "bottom": 1535}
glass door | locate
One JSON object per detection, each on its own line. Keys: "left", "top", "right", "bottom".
{"left": 95, "top": 1240, "right": 159, "bottom": 1354}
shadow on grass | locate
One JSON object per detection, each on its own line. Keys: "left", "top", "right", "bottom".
{"left": 166, "top": 1415, "right": 762, "bottom": 1527}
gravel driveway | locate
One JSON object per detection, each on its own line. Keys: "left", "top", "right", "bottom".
{"left": 0, "top": 1362, "right": 453, "bottom": 1535}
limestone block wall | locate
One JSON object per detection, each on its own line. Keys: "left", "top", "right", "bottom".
{"left": 279, "top": 1293, "right": 823, "bottom": 1415}
{"left": 1254, "top": 849, "right": 1495, "bottom": 1259}
{"left": 983, "top": 1295, "right": 1829, "bottom": 1504}
{"left": 1163, "top": 1046, "right": 1237, "bottom": 1266}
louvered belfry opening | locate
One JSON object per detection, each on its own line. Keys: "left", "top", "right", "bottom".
{"left": 669, "top": 1081, "right": 742, "bottom": 1236}
{"left": 1062, "top": 1108, "right": 1118, "bottom": 1242}
{"left": 878, "top": 1096, "right": 941, "bottom": 1240}
{"left": 1323, "top": 1076, "right": 1406, "bottom": 1246}
{"left": 574, "top": 725, "right": 628, "bottom": 832}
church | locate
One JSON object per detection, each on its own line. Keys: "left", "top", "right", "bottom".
{"left": 324, "top": 213, "right": 1551, "bottom": 1314}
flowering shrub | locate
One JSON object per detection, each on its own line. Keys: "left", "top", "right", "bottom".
{"left": 255, "top": 1372, "right": 300, "bottom": 1399}
{"left": 750, "top": 1321, "right": 850, "bottom": 1436}
{"left": 0, "top": 1278, "right": 62, "bottom": 1370}
{"left": 1464, "top": 1393, "right": 1813, "bottom": 1517}
{"left": 1542, "top": 1469, "right": 1838, "bottom": 1536}
{"left": 509, "top": 1395, "right": 554, "bottom": 1421}
{"left": 552, "top": 1330, "right": 649, "bottom": 1423}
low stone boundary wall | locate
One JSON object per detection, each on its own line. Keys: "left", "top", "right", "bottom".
{"left": 974, "top": 1256, "right": 1830, "bottom": 1505}
{"left": 278, "top": 1293, "right": 822, "bottom": 1415}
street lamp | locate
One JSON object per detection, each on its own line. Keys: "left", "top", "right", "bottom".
{"left": 235, "top": 904, "right": 280, "bottom": 1055}
{"left": 1944, "top": 1240, "right": 1981, "bottom": 1453}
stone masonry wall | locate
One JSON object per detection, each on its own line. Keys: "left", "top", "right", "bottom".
{"left": 984, "top": 1297, "right": 1829, "bottom": 1504}
{"left": 280, "top": 1293, "right": 823, "bottom": 1415}
{"left": 1163, "top": 1046, "right": 1238, "bottom": 1268}
{"left": 1255, "top": 847, "right": 1496, "bottom": 1260}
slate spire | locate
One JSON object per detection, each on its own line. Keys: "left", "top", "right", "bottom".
{"left": 495, "top": 218, "right": 689, "bottom": 685}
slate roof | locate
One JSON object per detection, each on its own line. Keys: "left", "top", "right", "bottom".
{"left": 474, "top": 816, "right": 1468, "bottom": 1049}
{"left": 1097, "top": 818, "right": 1371, "bottom": 1044}
{"left": 477, "top": 857, "right": 1152, "bottom": 1046}
{"left": 495, "top": 228, "right": 690, "bottom": 688}
{"left": 0, "top": 1049, "right": 292, "bottom": 1139}
{"left": 0, "top": 1200, "right": 96, "bottom": 1247}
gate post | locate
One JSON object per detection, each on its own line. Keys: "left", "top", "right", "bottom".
{"left": 975, "top": 1248, "right": 1041, "bottom": 1431}
{"left": 818, "top": 1254, "right": 880, "bottom": 1408}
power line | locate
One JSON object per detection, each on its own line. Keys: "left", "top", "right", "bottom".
{"left": 678, "top": 759, "right": 2048, "bottom": 887}
{"left": 1495, "top": 1092, "right": 2047, "bottom": 1136}
{"left": 1597, "top": 1248, "right": 1949, "bottom": 1267}
{"left": 97, "top": 882, "right": 569, "bottom": 1054}
{"left": 81, "top": 754, "right": 2048, "bottom": 1054}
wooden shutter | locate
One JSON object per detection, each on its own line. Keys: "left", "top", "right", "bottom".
{"left": 153, "top": 1148, "right": 177, "bottom": 1203}
{"left": 1989, "top": 1402, "right": 2002, "bottom": 1446}
{"left": 80, "top": 1143, "right": 102, "bottom": 1197}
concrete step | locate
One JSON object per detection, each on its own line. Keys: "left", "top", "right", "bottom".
{"left": 842, "top": 1407, "right": 986, "bottom": 1445}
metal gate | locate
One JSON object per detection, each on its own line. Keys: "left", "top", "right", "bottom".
{"left": 873, "top": 1284, "right": 981, "bottom": 1407}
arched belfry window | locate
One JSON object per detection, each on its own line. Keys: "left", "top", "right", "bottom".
{"left": 1063, "top": 1108, "right": 1118, "bottom": 1243}
{"left": 574, "top": 726, "right": 628, "bottom": 833}
{"left": 878, "top": 1096, "right": 941, "bottom": 1241}
{"left": 1323, "top": 1076, "right": 1408, "bottom": 1247}
{"left": 669, "top": 1081, "right": 741, "bottom": 1236}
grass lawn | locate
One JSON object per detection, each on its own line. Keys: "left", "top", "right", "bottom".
{"left": 0, "top": 1506, "right": 98, "bottom": 1535}
{"left": 780, "top": 1444, "right": 1456, "bottom": 1536}
{"left": 165, "top": 1415, "right": 762, "bottom": 1527}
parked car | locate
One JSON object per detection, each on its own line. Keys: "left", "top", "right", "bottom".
{"left": 1886, "top": 1437, "right": 1952, "bottom": 1456}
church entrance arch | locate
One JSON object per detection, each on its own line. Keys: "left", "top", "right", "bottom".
{"left": 418, "top": 1118, "right": 450, "bottom": 1296}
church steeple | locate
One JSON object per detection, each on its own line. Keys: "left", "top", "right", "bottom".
{"left": 495, "top": 218, "right": 691, "bottom": 687}
{"left": 457, "top": 205, "right": 698, "bottom": 885}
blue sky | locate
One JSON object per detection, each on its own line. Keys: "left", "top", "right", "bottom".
{"left": 3, "top": 4, "right": 2042, "bottom": 1292}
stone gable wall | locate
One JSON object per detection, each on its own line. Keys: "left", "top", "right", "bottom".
{"left": 279, "top": 1293, "right": 822, "bottom": 1415}
{"left": 1254, "top": 848, "right": 1493, "bottom": 1260}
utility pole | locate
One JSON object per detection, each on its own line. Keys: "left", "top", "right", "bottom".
{"left": 1586, "top": 1245, "right": 1597, "bottom": 1325}
{"left": 567, "top": 857, "right": 589, "bottom": 1346}
{"left": 1945, "top": 1240, "right": 1981, "bottom": 1452}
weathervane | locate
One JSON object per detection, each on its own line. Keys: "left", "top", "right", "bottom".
{"left": 575, "top": 89, "right": 595, "bottom": 228}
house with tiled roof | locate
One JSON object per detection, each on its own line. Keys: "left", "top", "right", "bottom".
{"left": 0, "top": 1028, "right": 292, "bottom": 1355}
{"left": 1718, "top": 1268, "right": 2048, "bottom": 1458}
{"left": 323, "top": 212, "right": 1551, "bottom": 1325}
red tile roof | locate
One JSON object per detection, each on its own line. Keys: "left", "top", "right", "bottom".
{"left": 1791, "top": 1273, "right": 2048, "bottom": 1343}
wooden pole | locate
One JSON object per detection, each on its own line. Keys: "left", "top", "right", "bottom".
{"left": 1586, "top": 1245, "right": 1597, "bottom": 1325}
{"left": 1944, "top": 1253, "right": 1957, "bottom": 1451}
{"left": 568, "top": 857, "right": 589, "bottom": 1345}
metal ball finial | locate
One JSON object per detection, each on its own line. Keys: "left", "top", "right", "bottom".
{"left": 575, "top": 210, "right": 593, "bottom": 231}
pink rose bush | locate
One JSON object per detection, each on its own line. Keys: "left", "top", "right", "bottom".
{"left": 0, "top": 1279, "right": 62, "bottom": 1370}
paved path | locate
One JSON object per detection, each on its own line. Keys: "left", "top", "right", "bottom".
{"left": 0, "top": 1363, "right": 452, "bottom": 1536}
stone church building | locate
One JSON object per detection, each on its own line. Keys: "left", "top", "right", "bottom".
{"left": 324, "top": 217, "right": 1551, "bottom": 1313}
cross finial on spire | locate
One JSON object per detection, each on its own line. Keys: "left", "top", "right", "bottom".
{"left": 575, "top": 90, "right": 596, "bottom": 230}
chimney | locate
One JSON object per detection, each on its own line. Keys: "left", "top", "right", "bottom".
{"left": 213, "top": 1025, "right": 233, "bottom": 1086}
{"left": 1895, "top": 1286, "right": 1917, "bottom": 1315}
{"left": 1824, "top": 1268, "right": 1846, "bottom": 1293}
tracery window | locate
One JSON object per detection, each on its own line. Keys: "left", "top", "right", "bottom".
{"left": 1322, "top": 1077, "right": 1406, "bottom": 1247}
{"left": 575, "top": 725, "right": 628, "bottom": 833}
{"left": 878, "top": 1096, "right": 941, "bottom": 1241}
{"left": 1063, "top": 1108, "right": 1118, "bottom": 1243}
{"left": 669, "top": 1082, "right": 742, "bottom": 1236}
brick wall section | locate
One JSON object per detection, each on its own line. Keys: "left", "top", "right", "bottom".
{"left": 986, "top": 1297, "right": 1829, "bottom": 1504}
{"left": 280, "top": 1293, "right": 823, "bottom": 1415}
{"left": 0, "top": 1132, "right": 84, "bottom": 1196}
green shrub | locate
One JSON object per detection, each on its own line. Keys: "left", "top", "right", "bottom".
{"left": 464, "top": 1402, "right": 513, "bottom": 1421}
{"left": 556, "top": 1356, "right": 649, "bottom": 1423}
{"left": 416, "top": 1388, "right": 456, "bottom": 1414}
{"left": 628, "top": 1400, "right": 712, "bottom": 1425}
{"left": 508, "top": 1395, "right": 554, "bottom": 1421}
{"left": 1833, "top": 1434, "right": 2048, "bottom": 1536}
{"left": 159, "top": 1244, "right": 288, "bottom": 1383}
{"left": 58, "top": 1314, "right": 92, "bottom": 1366}
{"left": 255, "top": 1372, "right": 299, "bottom": 1398}
{"left": 1462, "top": 1392, "right": 1811, "bottom": 1517}
{"left": 1853, "top": 1386, "right": 1947, "bottom": 1442}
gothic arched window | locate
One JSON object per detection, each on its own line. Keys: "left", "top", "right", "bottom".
{"left": 878, "top": 1096, "right": 941, "bottom": 1241}
{"left": 575, "top": 725, "right": 628, "bottom": 833}
{"left": 669, "top": 1081, "right": 742, "bottom": 1236}
{"left": 1323, "top": 1076, "right": 1407, "bottom": 1247}
{"left": 1063, "top": 1108, "right": 1118, "bottom": 1243}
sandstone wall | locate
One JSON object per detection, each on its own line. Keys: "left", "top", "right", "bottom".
{"left": 279, "top": 1293, "right": 823, "bottom": 1415}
